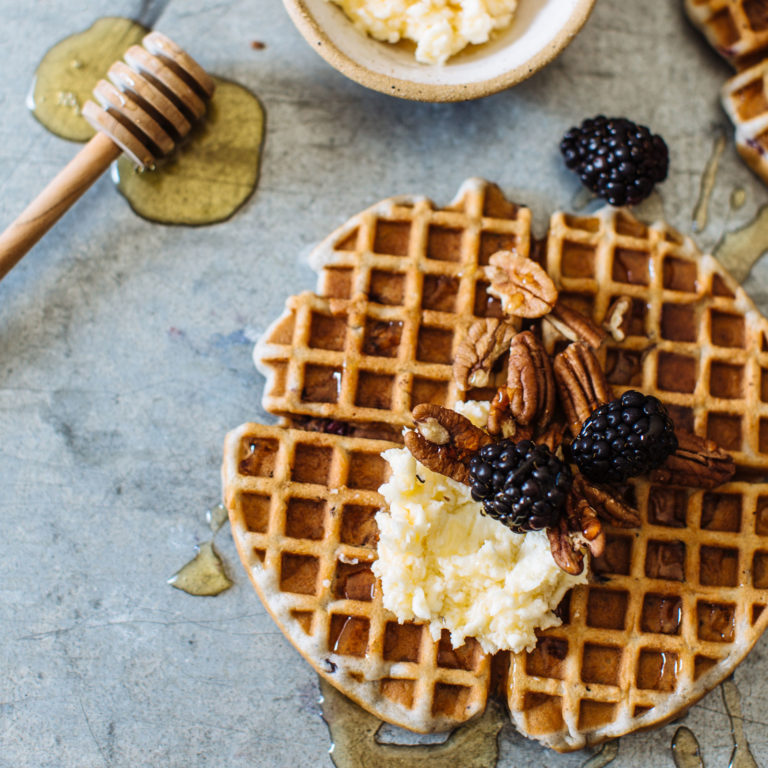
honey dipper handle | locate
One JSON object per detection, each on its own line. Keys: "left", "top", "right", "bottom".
{"left": 0, "top": 132, "right": 121, "bottom": 282}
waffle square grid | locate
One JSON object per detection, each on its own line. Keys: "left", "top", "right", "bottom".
{"left": 255, "top": 180, "right": 529, "bottom": 439}
{"left": 223, "top": 423, "right": 492, "bottom": 733}
{"left": 544, "top": 207, "right": 768, "bottom": 467}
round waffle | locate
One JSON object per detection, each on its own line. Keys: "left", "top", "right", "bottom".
{"left": 225, "top": 180, "right": 768, "bottom": 751}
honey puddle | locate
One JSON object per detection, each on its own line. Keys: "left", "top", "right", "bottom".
{"left": 319, "top": 677, "right": 505, "bottom": 768}
{"left": 669, "top": 679, "right": 758, "bottom": 768}
{"left": 168, "top": 503, "right": 234, "bottom": 596}
{"left": 29, "top": 17, "right": 148, "bottom": 141}
{"left": 713, "top": 204, "right": 768, "bottom": 283}
{"left": 317, "top": 676, "right": 758, "bottom": 766}
{"left": 721, "top": 679, "right": 758, "bottom": 768}
{"left": 672, "top": 726, "right": 703, "bottom": 768}
{"left": 30, "top": 17, "right": 265, "bottom": 225}
{"left": 319, "top": 677, "right": 622, "bottom": 767}
{"left": 113, "top": 77, "right": 265, "bottom": 225}
{"left": 692, "top": 134, "right": 727, "bottom": 232}
{"left": 581, "top": 740, "right": 620, "bottom": 767}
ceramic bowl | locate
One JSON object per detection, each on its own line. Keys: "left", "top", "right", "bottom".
{"left": 282, "top": 0, "right": 597, "bottom": 102}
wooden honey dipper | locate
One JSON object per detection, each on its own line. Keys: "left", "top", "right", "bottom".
{"left": 0, "top": 31, "right": 215, "bottom": 282}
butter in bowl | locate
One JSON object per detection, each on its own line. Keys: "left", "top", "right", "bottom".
{"left": 281, "top": 0, "right": 597, "bottom": 101}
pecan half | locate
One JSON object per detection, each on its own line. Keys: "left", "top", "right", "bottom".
{"left": 453, "top": 319, "right": 516, "bottom": 391}
{"left": 506, "top": 331, "right": 555, "bottom": 428}
{"left": 565, "top": 492, "right": 605, "bottom": 558}
{"left": 553, "top": 342, "right": 613, "bottom": 436}
{"left": 545, "top": 301, "right": 607, "bottom": 349}
{"left": 547, "top": 517, "right": 584, "bottom": 575}
{"left": 487, "top": 387, "right": 535, "bottom": 440}
{"left": 602, "top": 296, "right": 633, "bottom": 343}
{"left": 651, "top": 429, "right": 735, "bottom": 489}
{"left": 485, "top": 251, "right": 558, "bottom": 318}
{"left": 405, "top": 404, "right": 493, "bottom": 484}
{"left": 572, "top": 474, "right": 641, "bottom": 528}
{"left": 578, "top": 501, "right": 606, "bottom": 557}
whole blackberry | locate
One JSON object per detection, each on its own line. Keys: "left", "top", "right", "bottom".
{"left": 469, "top": 439, "right": 571, "bottom": 533}
{"left": 571, "top": 390, "right": 677, "bottom": 483}
{"left": 560, "top": 116, "right": 669, "bottom": 206}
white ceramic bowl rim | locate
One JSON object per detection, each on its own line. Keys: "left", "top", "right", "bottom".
{"left": 283, "top": 0, "right": 597, "bottom": 101}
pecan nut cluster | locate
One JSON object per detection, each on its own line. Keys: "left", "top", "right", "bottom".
{"left": 405, "top": 249, "right": 736, "bottom": 574}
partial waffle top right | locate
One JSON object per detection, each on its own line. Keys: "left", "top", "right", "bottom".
{"left": 686, "top": 0, "right": 768, "bottom": 184}
{"left": 686, "top": 0, "right": 768, "bottom": 69}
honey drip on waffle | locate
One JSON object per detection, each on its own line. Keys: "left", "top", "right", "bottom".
{"left": 168, "top": 504, "right": 233, "bottom": 596}
{"left": 319, "top": 677, "right": 504, "bottom": 767}
{"left": 30, "top": 18, "right": 265, "bottom": 225}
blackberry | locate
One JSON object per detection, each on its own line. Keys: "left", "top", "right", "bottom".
{"left": 560, "top": 116, "right": 669, "bottom": 206}
{"left": 571, "top": 390, "right": 677, "bottom": 483}
{"left": 469, "top": 439, "right": 571, "bottom": 533}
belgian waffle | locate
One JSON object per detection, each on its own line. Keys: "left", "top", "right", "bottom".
{"left": 721, "top": 59, "right": 768, "bottom": 185}
{"left": 255, "top": 179, "right": 529, "bottom": 442}
{"left": 227, "top": 181, "right": 768, "bottom": 751}
{"left": 222, "top": 423, "right": 492, "bottom": 732}
{"left": 684, "top": 0, "right": 768, "bottom": 70}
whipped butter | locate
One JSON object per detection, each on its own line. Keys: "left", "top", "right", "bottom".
{"left": 329, "top": 0, "right": 519, "bottom": 65}
{"left": 373, "top": 401, "right": 587, "bottom": 655}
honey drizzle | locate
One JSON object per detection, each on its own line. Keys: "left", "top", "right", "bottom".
{"left": 721, "top": 679, "right": 758, "bottom": 768}
{"left": 669, "top": 679, "right": 758, "bottom": 767}
{"left": 206, "top": 502, "right": 229, "bottom": 534}
{"left": 319, "top": 677, "right": 504, "bottom": 768}
{"left": 692, "top": 134, "right": 727, "bottom": 232}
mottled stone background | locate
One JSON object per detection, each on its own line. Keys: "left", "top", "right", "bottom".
{"left": 1, "top": 1, "right": 767, "bottom": 765}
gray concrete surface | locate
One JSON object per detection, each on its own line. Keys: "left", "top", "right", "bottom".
{"left": 2, "top": 1, "right": 768, "bottom": 765}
